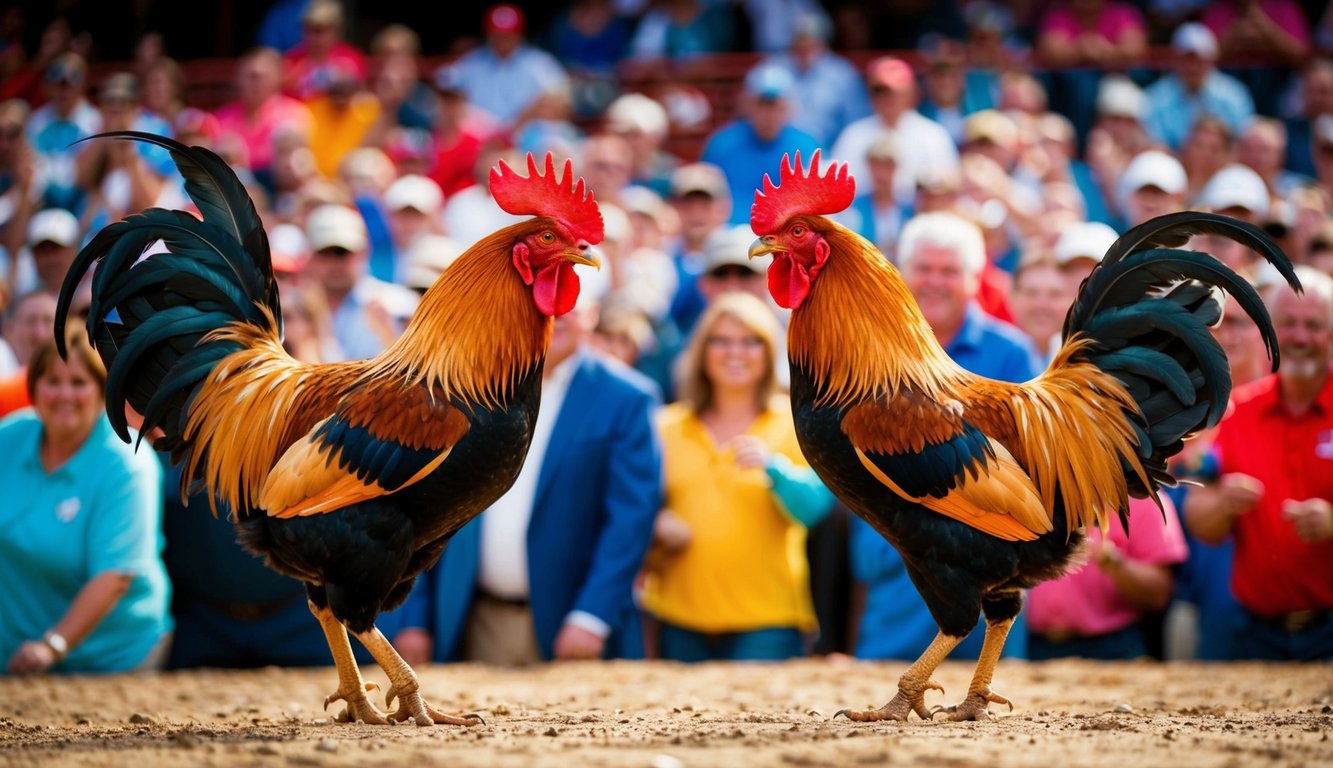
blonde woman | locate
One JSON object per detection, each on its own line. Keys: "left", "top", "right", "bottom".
{"left": 641, "top": 292, "right": 833, "bottom": 661}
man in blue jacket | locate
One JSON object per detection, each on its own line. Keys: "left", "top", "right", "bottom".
{"left": 380, "top": 292, "right": 663, "bottom": 663}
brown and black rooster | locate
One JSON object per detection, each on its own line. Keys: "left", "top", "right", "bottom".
{"left": 747, "top": 151, "right": 1298, "bottom": 721}
{"left": 55, "top": 133, "right": 601, "bottom": 725}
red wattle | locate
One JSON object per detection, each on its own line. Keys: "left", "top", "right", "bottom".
{"left": 533, "top": 262, "right": 581, "bottom": 316}
{"left": 768, "top": 253, "right": 810, "bottom": 309}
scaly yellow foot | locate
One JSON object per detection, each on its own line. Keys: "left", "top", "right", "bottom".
{"left": 932, "top": 688, "right": 1013, "bottom": 721}
{"left": 386, "top": 683, "right": 486, "bottom": 726}
{"left": 835, "top": 679, "right": 945, "bottom": 722}
{"left": 357, "top": 625, "right": 484, "bottom": 727}
{"left": 325, "top": 681, "right": 390, "bottom": 725}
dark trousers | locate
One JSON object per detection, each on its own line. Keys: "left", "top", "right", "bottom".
{"left": 1232, "top": 609, "right": 1333, "bottom": 662}
{"left": 1029, "top": 624, "right": 1147, "bottom": 661}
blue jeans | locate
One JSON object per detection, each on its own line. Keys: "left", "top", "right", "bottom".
{"left": 658, "top": 623, "right": 804, "bottom": 662}
{"left": 1028, "top": 624, "right": 1146, "bottom": 661}
{"left": 1231, "top": 610, "right": 1333, "bottom": 662}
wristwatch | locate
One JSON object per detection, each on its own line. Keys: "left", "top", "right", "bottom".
{"left": 41, "top": 631, "right": 69, "bottom": 661}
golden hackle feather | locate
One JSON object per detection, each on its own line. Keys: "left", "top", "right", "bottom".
{"left": 799, "top": 220, "right": 1155, "bottom": 538}
{"left": 184, "top": 224, "right": 552, "bottom": 516}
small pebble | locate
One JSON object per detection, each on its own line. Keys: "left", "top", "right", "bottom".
{"left": 128, "top": 713, "right": 155, "bottom": 725}
{"left": 316, "top": 739, "right": 338, "bottom": 753}
{"left": 1113, "top": 704, "right": 1134, "bottom": 714}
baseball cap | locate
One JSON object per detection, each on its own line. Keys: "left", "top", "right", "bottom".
{"left": 866, "top": 130, "right": 900, "bottom": 162}
{"left": 670, "top": 162, "right": 729, "bottom": 200}
{"left": 606, "top": 92, "right": 669, "bottom": 138}
{"left": 1171, "top": 22, "right": 1218, "bottom": 60}
{"left": 484, "top": 3, "right": 525, "bottom": 35}
{"left": 1197, "top": 163, "right": 1270, "bottom": 217}
{"left": 268, "top": 223, "right": 309, "bottom": 274}
{"left": 302, "top": 0, "right": 344, "bottom": 28}
{"left": 791, "top": 11, "right": 832, "bottom": 42}
{"left": 1096, "top": 75, "right": 1145, "bottom": 120}
{"left": 963, "top": 109, "right": 1017, "bottom": 148}
{"left": 305, "top": 204, "right": 369, "bottom": 252}
{"left": 45, "top": 52, "right": 85, "bottom": 85}
{"left": 703, "top": 225, "right": 764, "bottom": 275}
{"left": 384, "top": 174, "right": 444, "bottom": 215}
{"left": 98, "top": 72, "right": 138, "bottom": 104}
{"left": 866, "top": 56, "right": 915, "bottom": 90}
{"left": 743, "top": 64, "right": 795, "bottom": 101}
{"left": 27, "top": 208, "right": 80, "bottom": 248}
{"left": 405, "top": 234, "right": 463, "bottom": 291}
{"left": 1053, "top": 221, "right": 1119, "bottom": 266}
{"left": 1120, "top": 150, "right": 1187, "bottom": 196}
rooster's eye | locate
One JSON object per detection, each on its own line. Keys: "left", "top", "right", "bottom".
{"left": 792, "top": 226, "right": 806, "bottom": 237}
{"left": 540, "top": 232, "right": 556, "bottom": 244}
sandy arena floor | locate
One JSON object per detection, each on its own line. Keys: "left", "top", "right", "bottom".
{"left": 1, "top": 657, "right": 1330, "bottom": 767}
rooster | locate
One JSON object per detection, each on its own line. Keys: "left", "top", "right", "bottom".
{"left": 55, "top": 133, "right": 601, "bottom": 726}
{"left": 747, "top": 151, "right": 1297, "bottom": 722}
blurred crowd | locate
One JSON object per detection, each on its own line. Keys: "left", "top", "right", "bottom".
{"left": 1, "top": 0, "right": 1332, "bottom": 676}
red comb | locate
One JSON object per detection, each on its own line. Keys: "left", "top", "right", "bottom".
{"left": 490, "top": 152, "right": 604, "bottom": 244}
{"left": 750, "top": 149, "right": 855, "bottom": 235}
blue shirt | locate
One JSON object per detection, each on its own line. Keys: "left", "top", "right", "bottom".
{"left": 701, "top": 120, "right": 820, "bottom": 226}
{"left": 1144, "top": 70, "right": 1255, "bottom": 151}
{"left": 764, "top": 51, "right": 871, "bottom": 146}
{"left": 451, "top": 44, "right": 570, "bottom": 127}
{"left": 851, "top": 304, "right": 1039, "bottom": 661}
{"left": 0, "top": 411, "right": 170, "bottom": 673}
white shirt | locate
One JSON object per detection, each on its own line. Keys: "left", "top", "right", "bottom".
{"left": 829, "top": 110, "right": 959, "bottom": 205}
{"left": 476, "top": 352, "right": 578, "bottom": 600}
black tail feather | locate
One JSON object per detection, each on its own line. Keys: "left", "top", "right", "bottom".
{"left": 1063, "top": 211, "right": 1299, "bottom": 499}
{"left": 54, "top": 132, "right": 277, "bottom": 450}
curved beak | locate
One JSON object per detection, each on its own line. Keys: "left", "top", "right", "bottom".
{"left": 748, "top": 236, "right": 781, "bottom": 260}
{"left": 566, "top": 243, "right": 602, "bottom": 270}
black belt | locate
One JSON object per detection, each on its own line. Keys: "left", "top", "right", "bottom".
{"left": 477, "top": 590, "right": 530, "bottom": 608}
{"left": 194, "top": 591, "right": 305, "bottom": 621}
{"left": 1248, "top": 608, "right": 1331, "bottom": 633}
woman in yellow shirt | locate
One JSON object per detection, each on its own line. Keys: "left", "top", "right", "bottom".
{"left": 641, "top": 293, "right": 833, "bottom": 661}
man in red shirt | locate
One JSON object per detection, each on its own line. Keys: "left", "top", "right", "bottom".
{"left": 1184, "top": 265, "right": 1333, "bottom": 660}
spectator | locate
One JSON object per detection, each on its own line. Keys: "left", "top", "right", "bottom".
{"left": 15, "top": 208, "right": 81, "bottom": 296}
{"left": 1237, "top": 117, "right": 1311, "bottom": 200}
{"left": 917, "top": 36, "right": 990, "bottom": 147}
{"left": 0, "top": 288, "right": 56, "bottom": 416}
{"left": 0, "top": 98, "right": 36, "bottom": 274}
{"left": 400, "top": 233, "right": 463, "bottom": 298}
{"left": 26, "top": 51, "right": 98, "bottom": 215}
{"left": 426, "top": 64, "right": 494, "bottom": 200}
{"left": 1283, "top": 58, "right": 1333, "bottom": 179}
{"left": 214, "top": 47, "right": 313, "bottom": 177}
{"left": 304, "top": 64, "right": 381, "bottom": 180}
{"left": 1144, "top": 22, "right": 1255, "bottom": 151}
{"left": 1200, "top": 0, "right": 1310, "bottom": 66}
{"left": 1183, "top": 266, "right": 1333, "bottom": 660}
{"left": 641, "top": 292, "right": 832, "bottom": 661}
{"left": 301, "top": 203, "right": 418, "bottom": 361}
{"left": 663, "top": 162, "right": 731, "bottom": 338}
{"left": 382, "top": 291, "right": 662, "bottom": 664}
{"left": 76, "top": 73, "right": 178, "bottom": 229}
{"left": 831, "top": 57, "right": 959, "bottom": 206}
{"left": 1007, "top": 254, "right": 1075, "bottom": 366}
{"left": 833, "top": 131, "right": 910, "bottom": 261}
{"left": 513, "top": 81, "right": 584, "bottom": 160}
{"left": 451, "top": 4, "right": 571, "bottom": 131}
{"left": 138, "top": 56, "right": 187, "bottom": 129}
{"left": 594, "top": 202, "right": 674, "bottom": 322}
{"left": 282, "top": 0, "right": 369, "bottom": 102}
{"left": 381, "top": 174, "right": 445, "bottom": 285}
{"left": 366, "top": 24, "right": 436, "bottom": 134}
{"left": 1116, "top": 149, "right": 1188, "bottom": 230}
{"left": 701, "top": 63, "right": 818, "bottom": 227}
{"left": 626, "top": 0, "right": 736, "bottom": 61}
{"left": 591, "top": 296, "right": 656, "bottom": 368}
{"left": 760, "top": 9, "right": 871, "bottom": 147}
{"left": 547, "top": 0, "right": 634, "bottom": 97}
{"left": 849, "top": 212, "right": 1039, "bottom": 661}
{"left": 255, "top": 0, "right": 309, "bottom": 54}
{"left": 697, "top": 223, "right": 773, "bottom": 308}
{"left": 1084, "top": 75, "right": 1152, "bottom": 208}
{"left": 604, "top": 92, "right": 678, "bottom": 198}
{"left": 1178, "top": 114, "right": 1237, "bottom": 204}
{"left": 1031, "top": 110, "right": 1117, "bottom": 228}
{"left": 1035, "top": 0, "right": 1148, "bottom": 143}
{"left": 0, "top": 332, "right": 170, "bottom": 674}
{"left": 1052, "top": 219, "right": 1120, "bottom": 292}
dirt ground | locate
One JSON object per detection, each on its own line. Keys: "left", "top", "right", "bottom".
{"left": 1, "top": 658, "right": 1330, "bottom": 767}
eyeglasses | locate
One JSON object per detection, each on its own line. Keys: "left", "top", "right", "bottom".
{"left": 707, "top": 265, "right": 758, "bottom": 279}
{"left": 314, "top": 246, "right": 353, "bottom": 257}
{"left": 705, "top": 335, "right": 765, "bottom": 351}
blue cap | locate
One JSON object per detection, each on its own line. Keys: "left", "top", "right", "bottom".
{"left": 743, "top": 64, "right": 794, "bottom": 101}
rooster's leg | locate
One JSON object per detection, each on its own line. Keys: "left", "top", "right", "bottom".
{"left": 310, "top": 600, "right": 390, "bottom": 725}
{"left": 353, "top": 626, "right": 485, "bottom": 727}
{"left": 933, "top": 616, "right": 1015, "bottom": 722}
{"left": 835, "top": 631, "right": 961, "bottom": 722}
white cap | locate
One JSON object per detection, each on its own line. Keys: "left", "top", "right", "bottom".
{"left": 1197, "top": 163, "right": 1270, "bottom": 217}
{"left": 384, "top": 174, "right": 444, "bottom": 215}
{"left": 1096, "top": 75, "right": 1145, "bottom": 120}
{"left": 703, "top": 224, "right": 765, "bottom": 275}
{"left": 405, "top": 234, "right": 463, "bottom": 291}
{"left": 606, "top": 92, "right": 669, "bottom": 139}
{"left": 1054, "top": 221, "right": 1119, "bottom": 266}
{"left": 268, "top": 222, "right": 309, "bottom": 273}
{"left": 305, "top": 204, "right": 369, "bottom": 252}
{"left": 1171, "top": 22, "right": 1218, "bottom": 60}
{"left": 1120, "top": 149, "right": 1188, "bottom": 197}
{"left": 600, "top": 202, "right": 630, "bottom": 243}
{"left": 27, "top": 208, "right": 80, "bottom": 248}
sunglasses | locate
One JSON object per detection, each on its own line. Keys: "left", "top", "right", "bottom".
{"left": 708, "top": 265, "right": 758, "bottom": 279}
{"left": 315, "top": 246, "right": 353, "bottom": 257}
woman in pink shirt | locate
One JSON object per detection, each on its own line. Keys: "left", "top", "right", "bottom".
{"left": 1037, "top": 0, "right": 1148, "bottom": 70}
{"left": 214, "top": 47, "right": 313, "bottom": 175}
{"left": 1026, "top": 494, "right": 1188, "bottom": 659}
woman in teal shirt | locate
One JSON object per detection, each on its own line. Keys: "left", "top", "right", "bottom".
{"left": 0, "top": 332, "right": 170, "bottom": 675}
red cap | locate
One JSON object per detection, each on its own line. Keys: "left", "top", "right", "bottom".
{"left": 866, "top": 56, "right": 915, "bottom": 90}
{"left": 484, "top": 4, "right": 525, "bottom": 35}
